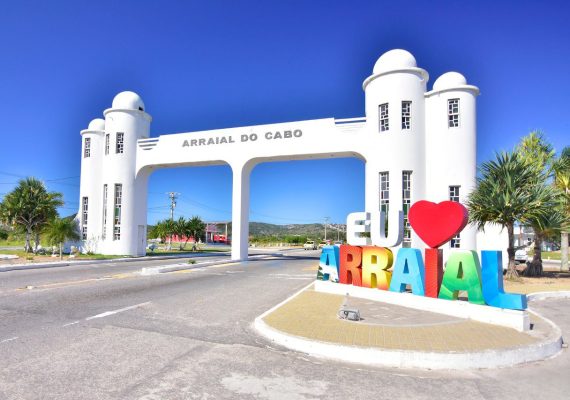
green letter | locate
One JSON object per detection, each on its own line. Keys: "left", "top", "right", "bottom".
{"left": 439, "top": 251, "right": 484, "bottom": 305}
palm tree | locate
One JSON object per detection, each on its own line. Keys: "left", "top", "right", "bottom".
{"left": 149, "top": 219, "right": 175, "bottom": 250}
{"left": 187, "top": 216, "right": 206, "bottom": 251}
{"left": 43, "top": 217, "right": 81, "bottom": 260}
{"left": 0, "top": 178, "right": 63, "bottom": 253}
{"left": 468, "top": 151, "right": 556, "bottom": 279}
{"left": 553, "top": 146, "right": 570, "bottom": 271}
{"left": 173, "top": 217, "right": 191, "bottom": 250}
{"left": 515, "top": 132, "right": 564, "bottom": 276}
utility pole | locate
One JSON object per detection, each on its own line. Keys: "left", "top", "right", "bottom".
{"left": 166, "top": 192, "right": 180, "bottom": 250}
{"left": 324, "top": 217, "right": 330, "bottom": 241}
{"left": 167, "top": 192, "right": 179, "bottom": 220}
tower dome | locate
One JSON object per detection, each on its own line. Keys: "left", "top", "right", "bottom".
{"left": 111, "top": 91, "right": 145, "bottom": 111}
{"left": 87, "top": 118, "right": 105, "bottom": 131}
{"left": 373, "top": 49, "right": 417, "bottom": 74}
{"left": 433, "top": 72, "right": 467, "bottom": 91}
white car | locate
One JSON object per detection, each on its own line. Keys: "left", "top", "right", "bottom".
{"left": 303, "top": 241, "right": 317, "bottom": 250}
{"left": 514, "top": 249, "right": 528, "bottom": 264}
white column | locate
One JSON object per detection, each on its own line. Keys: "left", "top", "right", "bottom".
{"left": 231, "top": 161, "right": 253, "bottom": 261}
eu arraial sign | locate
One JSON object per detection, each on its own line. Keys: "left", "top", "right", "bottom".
{"left": 77, "top": 49, "right": 487, "bottom": 261}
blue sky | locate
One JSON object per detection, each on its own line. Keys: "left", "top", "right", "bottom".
{"left": 0, "top": 0, "right": 568, "bottom": 225}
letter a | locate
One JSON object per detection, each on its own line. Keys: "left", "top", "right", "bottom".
{"left": 318, "top": 245, "right": 340, "bottom": 282}
{"left": 389, "top": 248, "right": 425, "bottom": 296}
{"left": 439, "top": 251, "right": 485, "bottom": 305}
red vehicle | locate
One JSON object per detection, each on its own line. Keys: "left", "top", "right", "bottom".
{"left": 213, "top": 234, "right": 230, "bottom": 244}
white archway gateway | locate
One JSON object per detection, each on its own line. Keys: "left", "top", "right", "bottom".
{"left": 77, "top": 49, "right": 480, "bottom": 260}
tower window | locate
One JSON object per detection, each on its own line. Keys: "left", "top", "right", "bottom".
{"left": 402, "top": 171, "right": 412, "bottom": 246}
{"left": 449, "top": 185, "right": 461, "bottom": 248}
{"left": 102, "top": 184, "right": 108, "bottom": 240}
{"left": 379, "top": 172, "right": 389, "bottom": 214}
{"left": 401, "top": 101, "right": 411, "bottom": 130}
{"left": 379, "top": 103, "right": 389, "bottom": 132}
{"left": 116, "top": 132, "right": 124, "bottom": 154}
{"left": 105, "top": 134, "right": 110, "bottom": 155}
{"left": 113, "top": 184, "right": 122, "bottom": 240}
{"left": 448, "top": 99, "right": 460, "bottom": 128}
{"left": 84, "top": 138, "right": 91, "bottom": 158}
{"left": 82, "top": 197, "right": 88, "bottom": 240}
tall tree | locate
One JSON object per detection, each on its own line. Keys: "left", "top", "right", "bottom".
{"left": 515, "top": 132, "right": 563, "bottom": 276}
{"left": 187, "top": 216, "right": 206, "bottom": 251}
{"left": 553, "top": 146, "right": 570, "bottom": 271}
{"left": 149, "top": 219, "right": 175, "bottom": 249}
{"left": 173, "top": 216, "right": 192, "bottom": 250}
{"left": 0, "top": 178, "right": 63, "bottom": 253}
{"left": 43, "top": 217, "right": 81, "bottom": 260}
{"left": 468, "top": 152, "right": 556, "bottom": 279}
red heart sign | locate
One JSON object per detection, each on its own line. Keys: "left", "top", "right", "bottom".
{"left": 408, "top": 200, "right": 468, "bottom": 248}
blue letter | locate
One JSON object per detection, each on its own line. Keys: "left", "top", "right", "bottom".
{"left": 389, "top": 248, "right": 425, "bottom": 296}
{"left": 481, "top": 251, "right": 527, "bottom": 310}
{"left": 318, "top": 245, "right": 340, "bottom": 282}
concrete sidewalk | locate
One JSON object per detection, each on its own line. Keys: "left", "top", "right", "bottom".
{"left": 256, "top": 285, "right": 563, "bottom": 369}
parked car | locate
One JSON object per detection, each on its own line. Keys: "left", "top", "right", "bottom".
{"left": 303, "top": 240, "right": 317, "bottom": 250}
{"left": 514, "top": 249, "right": 528, "bottom": 264}
{"left": 333, "top": 240, "right": 343, "bottom": 246}
{"left": 318, "top": 241, "right": 327, "bottom": 249}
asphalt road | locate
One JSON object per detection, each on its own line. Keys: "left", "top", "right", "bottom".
{"left": 0, "top": 250, "right": 569, "bottom": 400}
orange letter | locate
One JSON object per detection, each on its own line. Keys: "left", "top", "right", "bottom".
{"left": 339, "top": 245, "right": 362, "bottom": 286}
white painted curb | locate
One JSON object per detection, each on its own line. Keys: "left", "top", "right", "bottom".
{"left": 314, "top": 280, "right": 529, "bottom": 331}
{"left": 139, "top": 253, "right": 276, "bottom": 275}
{"left": 254, "top": 287, "right": 563, "bottom": 370}
{"left": 527, "top": 291, "right": 570, "bottom": 301}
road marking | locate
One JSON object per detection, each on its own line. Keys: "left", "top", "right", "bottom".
{"left": 0, "top": 337, "right": 18, "bottom": 344}
{"left": 62, "top": 321, "right": 80, "bottom": 327}
{"left": 16, "top": 273, "right": 136, "bottom": 292}
{"left": 284, "top": 277, "right": 315, "bottom": 280}
{"left": 85, "top": 302, "right": 151, "bottom": 321}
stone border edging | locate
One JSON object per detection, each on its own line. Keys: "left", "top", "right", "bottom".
{"left": 253, "top": 283, "right": 563, "bottom": 370}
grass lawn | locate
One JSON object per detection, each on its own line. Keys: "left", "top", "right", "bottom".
{"left": 0, "top": 249, "right": 126, "bottom": 263}
{"left": 147, "top": 248, "right": 229, "bottom": 256}
{"left": 527, "top": 250, "right": 569, "bottom": 261}
{"left": 0, "top": 239, "right": 25, "bottom": 247}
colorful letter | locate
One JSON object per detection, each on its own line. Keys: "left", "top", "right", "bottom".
{"left": 389, "top": 248, "right": 425, "bottom": 296}
{"left": 346, "top": 212, "right": 371, "bottom": 246}
{"left": 370, "top": 210, "right": 404, "bottom": 247}
{"left": 339, "top": 245, "right": 362, "bottom": 286}
{"left": 481, "top": 251, "right": 527, "bottom": 310}
{"left": 425, "top": 248, "right": 443, "bottom": 298}
{"left": 439, "top": 251, "right": 485, "bottom": 305}
{"left": 318, "top": 245, "right": 340, "bottom": 282}
{"left": 361, "top": 246, "right": 393, "bottom": 290}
